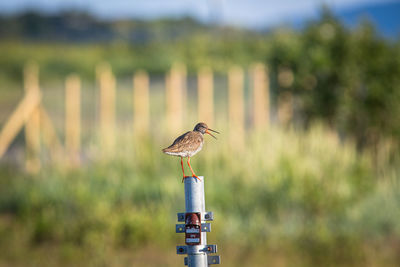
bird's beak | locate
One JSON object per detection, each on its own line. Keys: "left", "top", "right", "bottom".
{"left": 206, "top": 128, "right": 219, "bottom": 139}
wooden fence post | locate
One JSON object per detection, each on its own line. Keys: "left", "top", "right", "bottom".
{"left": 166, "top": 63, "right": 186, "bottom": 134}
{"left": 0, "top": 90, "right": 41, "bottom": 159}
{"left": 251, "top": 63, "right": 270, "bottom": 130}
{"left": 96, "top": 62, "right": 116, "bottom": 153}
{"left": 228, "top": 66, "right": 245, "bottom": 146}
{"left": 1, "top": 63, "right": 62, "bottom": 167}
{"left": 65, "top": 74, "right": 81, "bottom": 164}
{"left": 133, "top": 70, "right": 150, "bottom": 135}
{"left": 197, "top": 67, "right": 214, "bottom": 126}
{"left": 24, "top": 62, "right": 41, "bottom": 172}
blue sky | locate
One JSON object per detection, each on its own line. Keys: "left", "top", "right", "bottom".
{"left": 0, "top": 0, "right": 397, "bottom": 29}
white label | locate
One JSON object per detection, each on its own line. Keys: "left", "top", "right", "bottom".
{"left": 186, "top": 228, "right": 200, "bottom": 233}
{"left": 186, "top": 238, "right": 200, "bottom": 243}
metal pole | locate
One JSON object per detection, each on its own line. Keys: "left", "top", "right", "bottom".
{"left": 185, "top": 176, "right": 207, "bottom": 267}
{"left": 176, "top": 176, "right": 220, "bottom": 266}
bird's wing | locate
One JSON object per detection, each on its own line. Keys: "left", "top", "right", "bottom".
{"left": 163, "top": 132, "right": 202, "bottom": 153}
{"left": 183, "top": 132, "right": 203, "bottom": 152}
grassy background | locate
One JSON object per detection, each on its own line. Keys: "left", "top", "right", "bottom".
{"left": 0, "top": 125, "right": 399, "bottom": 266}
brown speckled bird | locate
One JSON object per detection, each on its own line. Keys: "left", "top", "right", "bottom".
{"left": 162, "top": 122, "right": 219, "bottom": 182}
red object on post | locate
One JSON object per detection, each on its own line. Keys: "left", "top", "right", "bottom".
{"left": 185, "top": 212, "right": 201, "bottom": 245}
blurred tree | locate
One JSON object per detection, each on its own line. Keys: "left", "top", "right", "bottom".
{"left": 341, "top": 21, "right": 400, "bottom": 149}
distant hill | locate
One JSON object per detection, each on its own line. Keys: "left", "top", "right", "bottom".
{"left": 0, "top": 11, "right": 114, "bottom": 42}
{"left": 0, "top": 11, "right": 254, "bottom": 43}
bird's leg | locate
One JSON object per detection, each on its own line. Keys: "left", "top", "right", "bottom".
{"left": 181, "top": 157, "right": 190, "bottom": 183}
{"left": 187, "top": 157, "right": 201, "bottom": 181}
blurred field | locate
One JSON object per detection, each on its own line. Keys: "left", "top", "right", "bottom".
{"left": 1, "top": 10, "right": 400, "bottom": 267}
{"left": 0, "top": 124, "right": 399, "bottom": 266}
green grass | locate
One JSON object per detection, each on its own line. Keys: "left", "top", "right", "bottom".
{"left": 0, "top": 125, "right": 399, "bottom": 266}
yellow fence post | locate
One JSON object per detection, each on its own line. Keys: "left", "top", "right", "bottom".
{"left": 0, "top": 90, "right": 41, "bottom": 159}
{"left": 166, "top": 63, "right": 186, "bottom": 134}
{"left": 0, "top": 63, "right": 62, "bottom": 167}
{"left": 251, "top": 63, "right": 270, "bottom": 130}
{"left": 133, "top": 70, "right": 150, "bottom": 135}
{"left": 65, "top": 74, "right": 81, "bottom": 164}
{"left": 96, "top": 62, "right": 116, "bottom": 154}
{"left": 23, "top": 62, "right": 41, "bottom": 173}
{"left": 228, "top": 66, "right": 245, "bottom": 146}
{"left": 197, "top": 67, "right": 214, "bottom": 126}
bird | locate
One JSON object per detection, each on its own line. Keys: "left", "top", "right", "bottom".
{"left": 162, "top": 122, "right": 219, "bottom": 182}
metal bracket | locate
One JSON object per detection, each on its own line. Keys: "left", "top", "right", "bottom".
{"left": 202, "top": 244, "right": 217, "bottom": 254}
{"left": 177, "top": 212, "right": 214, "bottom": 222}
{"left": 177, "top": 213, "right": 185, "bottom": 222}
{"left": 201, "top": 223, "right": 211, "bottom": 232}
{"left": 203, "top": 211, "right": 214, "bottom": 221}
{"left": 176, "top": 246, "right": 187, "bottom": 254}
{"left": 177, "top": 244, "right": 217, "bottom": 255}
{"left": 183, "top": 255, "right": 221, "bottom": 265}
{"left": 176, "top": 223, "right": 211, "bottom": 233}
{"left": 176, "top": 224, "right": 185, "bottom": 233}
{"left": 208, "top": 255, "right": 221, "bottom": 265}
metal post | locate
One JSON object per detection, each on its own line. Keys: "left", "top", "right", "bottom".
{"left": 176, "top": 176, "right": 220, "bottom": 266}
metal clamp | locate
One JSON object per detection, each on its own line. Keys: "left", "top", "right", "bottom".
{"left": 177, "top": 246, "right": 187, "bottom": 254}
{"left": 176, "top": 224, "right": 185, "bottom": 233}
{"left": 177, "top": 213, "right": 185, "bottom": 222}
{"left": 201, "top": 223, "right": 211, "bottom": 232}
{"left": 203, "top": 211, "right": 214, "bottom": 221}
{"left": 208, "top": 255, "right": 221, "bottom": 265}
{"left": 176, "top": 245, "right": 217, "bottom": 255}
{"left": 176, "top": 223, "right": 211, "bottom": 233}
{"left": 177, "top": 212, "right": 214, "bottom": 222}
{"left": 183, "top": 255, "right": 221, "bottom": 265}
{"left": 202, "top": 244, "right": 217, "bottom": 254}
